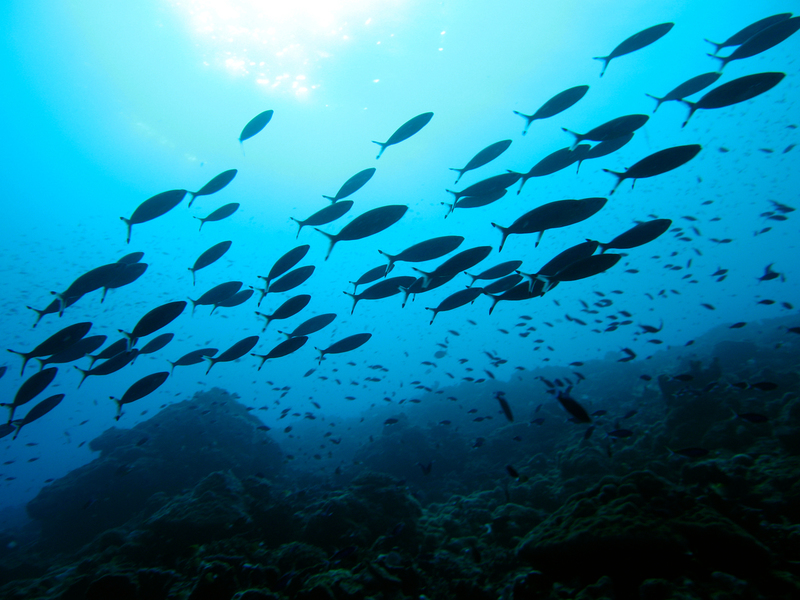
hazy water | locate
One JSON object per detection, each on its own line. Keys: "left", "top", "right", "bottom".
{"left": 1, "top": 0, "right": 798, "bottom": 514}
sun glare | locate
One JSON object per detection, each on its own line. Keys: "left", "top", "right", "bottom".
{"left": 168, "top": 0, "right": 403, "bottom": 99}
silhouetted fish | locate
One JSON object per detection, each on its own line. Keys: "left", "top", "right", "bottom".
{"left": 110, "top": 372, "right": 169, "bottom": 421}
{"left": 136, "top": 333, "right": 174, "bottom": 357}
{"left": 256, "top": 294, "right": 311, "bottom": 331}
{"left": 517, "top": 240, "right": 600, "bottom": 293}
{"left": 167, "top": 348, "right": 217, "bottom": 375}
{"left": 239, "top": 110, "right": 273, "bottom": 145}
{"left": 117, "top": 252, "right": 144, "bottom": 265}
{"left": 36, "top": 335, "right": 106, "bottom": 370}
{"left": 442, "top": 189, "right": 508, "bottom": 216}
{"left": 450, "top": 140, "right": 512, "bottom": 183}
{"left": 645, "top": 72, "right": 722, "bottom": 112}
{"left": 446, "top": 172, "right": 521, "bottom": 203}
{"left": 563, "top": 114, "right": 648, "bottom": 149}
{"left": 492, "top": 197, "right": 607, "bottom": 251}
{"left": 592, "top": 219, "right": 672, "bottom": 252}
{"left": 604, "top": 145, "right": 701, "bottom": 194}
{"left": 261, "top": 245, "right": 310, "bottom": 289}
{"left": 216, "top": 289, "right": 254, "bottom": 311}
{"left": 466, "top": 261, "right": 523, "bottom": 287}
{"left": 53, "top": 263, "right": 125, "bottom": 315}
{"left": 75, "top": 350, "right": 138, "bottom": 388}
{"left": 511, "top": 145, "right": 590, "bottom": 194}
{"left": 482, "top": 274, "right": 523, "bottom": 296}
{"left": 316, "top": 333, "right": 372, "bottom": 364}
{"left": 121, "top": 189, "right": 186, "bottom": 244}
{"left": 315, "top": 205, "right": 408, "bottom": 260}
{"left": 514, "top": 85, "right": 589, "bottom": 134}
{"left": 344, "top": 276, "right": 416, "bottom": 314}
{"left": 594, "top": 22, "right": 674, "bottom": 77}
{"left": 11, "top": 394, "right": 64, "bottom": 440}
{"left": 373, "top": 112, "right": 433, "bottom": 159}
{"left": 87, "top": 338, "right": 128, "bottom": 369}
{"left": 9, "top": 321, "right": 93, "bottom": 374}
{"left": 2, "top": 368, "right": 58, "bottom": 422}
{"left": 413, "top": 246, "right": 492, "bottom": 286}
{"left": 256, "top": 266, "right": 315, "bottom": 305}
{"left": 557, "top": 389, "right": 592, "bottom": 423}
{"left": 575, "top": 134, "right": 634, "bottom": 173}
{"left": 189, "top": 282, "right": 242, "bottom": 315}
{"left": 205, "top": 336, "right": 259, "bottom": 374}
{"left": 189, "top": 241, "right": 232, "bottom": 286}
{"left": 101, "top": 262, "right": 148, "bottom": 302}
{"left": 681, "top": 73, "right": 785, "bottom": 127}
{"left": 380, "top": 236, "right": 464, "bottom": 273}
{"left": 120, "top": 301, "right": 186, "bottom": 348}
{"left": 710, "top": 17, "right": 800, "bottom": 71}
{"left": 279, "top": 313, "right": 337, "bottom": 338}
{"left": 27, "top": 297, "right": 81, "bottom": 328}
{"left": 188, "top": 170, "right": 237, "bottom": 207}
{"left": 537, "top": 254, "right": 622, "bottom": 293}
{"left": 291, "top": 202, "right": 353, "bottom": 239}
{"left": 426, "top": 288, "right": 484, "bottom": 324}
{"left": 705, "top": 13, "right": 792, "bottom": 54}
{"left": 350, "top": 266, "right": 388, "bottom": 293}
{"left": 251, "top": 337, "right": 308, "bottom": 371}
{"left": 195, "top": 203, "right": 239, "bottom": 231}
{"left": 323, "top": 168, "right": 376, "bottom": 202}
{"left": 496, "top": 393, "right": 514, "bottom": 422}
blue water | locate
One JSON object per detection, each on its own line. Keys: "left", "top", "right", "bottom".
{"left": 1, "top": 0, "right": 798, "bottom": 519}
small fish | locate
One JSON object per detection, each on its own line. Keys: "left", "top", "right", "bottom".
{"left": 594, "top": 22, "right": 674, "bottom": 77}
{"left": 384, "top": 418, "right": 399, "bottom": 425}
{"left": 557, "top": 389, "right": 591, "bottom": 423}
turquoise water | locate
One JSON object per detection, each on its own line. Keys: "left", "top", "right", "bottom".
{"left": 1, "top": 0, "right": 798, "bottom": 518}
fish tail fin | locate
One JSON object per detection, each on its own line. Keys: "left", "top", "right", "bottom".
{"left": 444, "top": 189, "right": 458, "bottom": 200}
{"left": 187, "top": 192, "right": 197, "bottom": 208}
{"left": 465, "top": 272, "right": 477, "bottom": 287}
{"left": 188, "top": 299, "right": 197, "bottom": 316}
{"left": 203, "top": 355, "right": 216, "bottom": 375}
{"left": 561, "top": 128, "right": 581, "bottom": 150}
{"left": 188, "top": 268, "right": 196, "bottom": 287}
{"left": 26, "top": 306, "right": 45, "bottom": 328}
{"left": 314, "top": 228, "right": 336, "bottom": 261}
{"left": 425, "top": 307, "right": 437, "bottom": 325}
{"left": 343, "top": 292, "right": 358, "bottom": 315}
{"left": 491, "top": 223, "right": 509, "bottom": 252}
{"left": 7, "top": 350, "right": 28, "bottom": 376}
{"left": 118, "top": 329, "right": 134, "bottom": 351}
{"left": 372, "top": 141, "right": 388, "bottom": 160}
{"left": 289, "top": 217, "right": 304, "bottom": 239}
{"left": 449, "top": 168, "right": 464, "bottom": 185}
{"left": 440, "top": 201, "right": 455, "bottom": 218}
{"left": 411, "top": 267, "right": 431, "bottom": 288}
{"left": 593, "top": 55, "right": 610, "bottom": 77}
{"left": 575, "top": 159, "right": 583, "bottom": 174}
{"left": 167, "top": 361, "right": 176, "bottom": 376}
{"left": 321, "top": 195, "right": 336, "bottom": 203}
{"left": 536, "top": 274, "right": 554, "bottom": 294}
{"left": 315, "top": 348, "right": 325, "bottom": 365}
{"left": 120, "top": 216, "right": 133, "bottom": 244}
{"left": 705, "top": 53, "right": 726, "bottom": 72}
{"left": 398, "top": 286, "right": 412, "bottom": 308}
{"left": 513, "top": 111, "right": 533, "bottom": 135}
{"left": 11, "top": 422, "right": 23, "bottom": 441}
{"left": 601, "top": 169, "right": 624, "bottom": 195}
{"left": 703, "top": 38, "right": 723, "bottom": 54}
{"left": 535, "top": 230, "right": 545, "bottom": 248}
{"left": 195, "top": 216, "right": 204, "bottom": 232}
{"left": 486, "top": 294, "right": 500, "bottom": 315}
{"left": 74, "top": 366, "right": 89, "bottom": 388}
{"left": 110, "top": 396, "right": 123, "bottom": 421}
{"left": 679, "top": 100, "right": 698, "bottom": 128}
{"left": 645, "top": 93, "right": 664, "bottom": 113}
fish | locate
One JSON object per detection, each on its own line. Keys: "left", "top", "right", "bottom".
{"left": 10, "top": 394, "right": 64, "bottom": 441}
{"left": 492, "top": 197, "right": 607, "bottom": 251}
{"left": 681, "top": 72, "right": 785, "bottom": 127}
{"left": 575, "top": 134, "right": 634, "bottom": 173}
{"left": 167, "top": 348, "right": 218, "bottom": 375}
{"left": 256, "top": 266, "right": 315, "bottom": 306}
{"left": 188, "top": 241, "right": 232, "bottom": 286}
{"left": 101, "top": 262, "right": 148, "bottom": 302}
{"left": 594, "top": 22, "right": 674, "bottom": 77}
{"left": 513, "top": 85, "right": 589, "bottom": 134}
{"left": 729, "top": 322, "right": 746, "bottom": 329}
{"left": 27, "top": 297, "right": 82, "bottom": 328}
{"left": 75, "top": 350, "right": 138, "bottom": 388}
{"left": 426, "top": 288, "right": 484, "bottom": 324}
{"left": 384, "top": 418, "right": 399, "bottom": 425}
{"left": 189, "top": 282, "right": 241, "bottom": 316}
{"left": 517, "top": 240, "right": 600, "bottom": 293}
{"left": 291, "top": 202, "right": 353, "bottom": 239}
{"left": 216, "top": 289, "right": 254, "bottom": 311}
{"left": 704, "top": 13, "right": 792, "bottom": 54}
{"left": 315, "top": 205, "right": 408, "bottom": 260}
{"left": 35, "top": 335, "right": 106, "bottom": 370}
{"left": 187, "top": 169, "right": 237, "bottom": 207}
{"left": 484, "top": 281, "right": 539, "bottom": 315}
{"left": 379, "top": 236, "right": 464, "bottom": 274}
{"left": 316, "top": 333, "right": 372, "bottom": 364}
{"left": 1, "top": 368, "right": 58, "bottom": 422}
{"left": 110, "top": 372, "right": 169, "bottom": 421}
{"left": 117, "top": 252, "right": 144, "bottom": 265}
{"left": 562, "top": 114, "right": 648, "bottom": 149}
{"left": 239, "top": 110, "right": 274, "bottom": 145}
{"left": 412, "top": 246, "right": 492, "bottom": 287}
{"left": 120, "top": 189, "right": 187, "bottom": 244}
{"left": 495, "top": 393, "right": 514, "bottom": 422}
{"left": 538, "top": 254, "right": 622, "bottom": 293}
{"left": 8, "top": 322, "right": 92, "bottom": 375}
{"left": 556, "top": 389, "right": 592, "bottom": 423}
{"left": 255, "top": 294, "right": 311, "bottom": 330}
{"left": 136, "top": 333, "right": 174, "bottom": 357}
{"left": 195, "top": 203, "right": 239, "bottom": 231}
{"left": 349, "top": 266, "right": 388, "bottom": 293}
{"left": 709, "top": 17, "right": 800, "bottom": 71}
{"left": 482, "top": 274, "right": 523, "bottom": 296}
{"left": 465, "top": 261, "right": 522, "bottom": 287}
{"left": 251, "top": 337, "right": 308, "bottom": 371}
{"left": 372, "top": 112, "right": 433, "bottom": 159}
{"left": 86, "top": 339, "right": 129, "bottom": 369}
{"left": 592, "top": 219, "right": 672, "bottom": 252}
{"left": 511, "top": 146, "right": 590, "bottom": 193}
{"left": 450, "top": 140, "right": 512, "bottom": 183}
{"left": 323, "top": 168, "right": 376, "bottom": 202}
{"left": 445, "top": 172, "right": 521, "bottom": 203}
{"left": 442, "top": 189, "right": 508, "bottom": 217}
{"left": 120, "top": 301, "right": 186, "bottom": 348}
{"left": 645, "top": 72, "right": 722, "bottom": 112}
{"left": 604, "top": 145, "right": 702, "bottom": 194}
{"left": 205, "top": 336, "right": 260, "bottom": 374}
{"left": 52, "top": 263, "right": 126, "bottom": 315}
{"left": 344, "top": 277, "right": 416, "bottom": 314}
{"left": 279, "top": 313, "right": 337, "bottom": 338}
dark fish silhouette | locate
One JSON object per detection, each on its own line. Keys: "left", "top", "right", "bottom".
{"left": 485, "top": 281, "right": 541, "bottom": 314}
{"left": 413, "top": 246, "right": 493, "bottom": 286}
{"left": 517, "top": 240, "right": 600, "bottom": 293}
{"left": 117, "top": 252, "right": 144, "bottom": 265}
{"left": 446, "top": 172, "right": 521, "bottom": 202}
{"left": 291, "top": 202, "right": 353, "bottom": 238}
{"left": 563, "top": 114, "right": 648, "bottom": 149}
{"left": 426, "top": 288, "right": 484, "bottom": 324}
{"left": 251, "top": 337, "right": 308, "bottom": 371}
{"left": 592, "top": 219, "right": 672, "bottom": 253}
{"left": 120, "top": 301, "right": 186, "bottom": 348}
{"left": 121, "top": 189, "right": 186, "bottom": 244}
{"left": 167, "top": 348, "right": 217, "bottom": 375}
{"left": 492, "top": 197, "right": 607, "bottom": 251}
{"left": 705, "top": 13, "right": 792, "bottom": 54}
{"left": 256, "top": 294, "right": 311, "bottom": 330}
{"left": 538, "top": 254, "right": 622, "bottom": 293}
{"left": 189, "top": 282, "right": 242, "bottom": 315}
{"left": 511, "top": 145, "right": 590, "bottom": 194}
{"left": 280, "top": 313, "right": 337, "bottom": 338}
{"left": 256, "top": 266, "right": 315, "bottom": 305}
{"left": 442, "top": 189, "right": 508, "bottom": 217}
{"left": 75, "top": 350, "right": 138, "bottom": 388}
{"left": 350, "top": 266, "right": 388, "bottom": 293}
{"left": 373, "top": 112, "right": 433, "bottom": 159}
{"left": 514, "top": 85, "right": 589, "bottom": 134}
{"left": 323, "top": 168, "right": 376, "bottom": 202}
{"left": 216, "top": 289, "right": 254, "bottom": 311}
{"left": 681, "top": 72, "right": 785, "bottom": 127}
{"left": 315, "top": 205, "right": 408, "bottom": 260}
{"left": 466, "top": 261, "right": 523, "bottom": 287}
{"left": 594, "top": 22, "right": 674, "bottom": 77}
{"left": 450, "top": 140, "right": 512, "bottom": 183}
{"left": 110, "top": 372, "right": 169, "bottom": 420}
{"left": 496, "top": 393, "right": 514, "bottom": 422}
{"left": 239, "top": 110, "right": 273, "bottom": 145}
{"left": 189, "top": 241, "right": 232, "bottom": 286}
{"left": 9, "top": 322, "right": 91, "bottom": 375}
{"left": 482, "top": 274, "right": 523, "bottom": 296}
{"left": 36, "top": 335, "right": 106, "bottom": 370}
{"left": 344, "top": 276, "right": 416, "bottom": 314}
{"left": 11, "top": 394, "right": 64, "bottom": 440}
{"left": 101, "top": 262, "right": 148, "bottom": 302}
{"left": 557, "top": 389, "right": 592, "bottom": 423}
{"left": 188, "top": 170, "right": 237, "bottom": 207}
{"left": 710, "top": 17, "right": 800, "bottom": 71}
{"left": 137, "top": 333, "right": 174, "bottom": 357}
{"left": 27, "top": 297, "right": 82, "bottom": 328}
{"left": 53, "top": 263, "right": 125, "bottom": 315}
{"left": 575, "top": 134, "right": 634, "bottom": 173}
{"left": 87, "top": 338, "right": 128, "bottom": 369}
{"left": 2, "top": 368, "right": 58, "bottom": 422}
{"left": 195, "top": 203, "right": 239, "bottom": 231}
{"left": 645, "top": 72, "right": 722, "bottom": 112}
{"left": 316, "top": 333, "right": 372, "bottom": 364}
{"left": 261, "top": 245, "right": 310, "bottom": 289}
{"left": 380, "top": 236, "right": 464, "bottom": 273}
{"left": 604, "top": 145, "right": 701, "bottom": 194}
{"left": 205, "top": 336, "right": 259, "bottom": 374}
